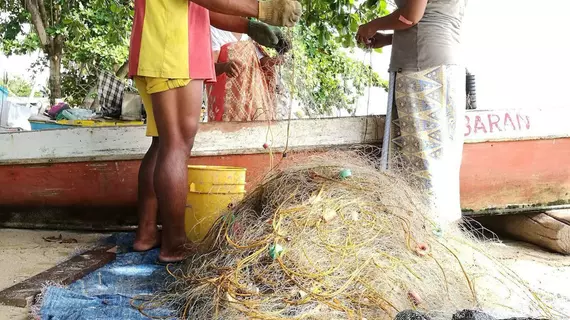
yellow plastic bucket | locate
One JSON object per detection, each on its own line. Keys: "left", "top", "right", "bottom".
{"left": 187, "top": 165, "right": 246, "bottom": 193}
{"left": 185, "top": 165, "right": 246, "bottom": 244}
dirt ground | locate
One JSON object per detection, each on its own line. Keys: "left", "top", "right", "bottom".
{"left": 486, "top": 240, "right": 570, "bottom": 318}
{"left": 0, "top": 229, "right": 568, "bottom": 319}
{"left": 0, "top": 229, "right": 107, "bottom": 320}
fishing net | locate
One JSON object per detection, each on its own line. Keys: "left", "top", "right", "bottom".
{"left": 205, "top": 39, "right": 290, "bottom": 122}
{"left": 203, "top": 28, "right": 378, "bottom": 123}
{"left": 141, "top": 151, "right": 554, "bottom": 320}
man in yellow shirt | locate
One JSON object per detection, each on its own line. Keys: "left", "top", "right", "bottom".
{"left": 129, "top": 0, "right": 301, "bottom": 263}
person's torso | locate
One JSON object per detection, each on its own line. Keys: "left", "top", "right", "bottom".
{"left": 210, "top": 27, "right": 249, "bottom": 50}
{"left": 210, "top": 27, "right": 264, "bottom": 61}
{"left": 389, "top": 0, "right": 467, "bottom": 72}
{"left": 128, "top": 0, "right": 215, "bottom": 80}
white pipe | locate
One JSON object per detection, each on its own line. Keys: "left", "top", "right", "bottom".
{"left": 380, "top": 72, "right": 396, "bottom": 171}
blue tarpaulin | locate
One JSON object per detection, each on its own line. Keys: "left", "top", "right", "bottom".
{"left": 39, "top": 233, "right": 177, "bottom": 319}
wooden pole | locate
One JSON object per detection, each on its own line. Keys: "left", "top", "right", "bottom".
{"left": 479, "top": 210, "right": 570, "bottom": 255}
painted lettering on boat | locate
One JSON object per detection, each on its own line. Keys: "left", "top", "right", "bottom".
{"left": 465, "top": 112, "right": 531, "bottom": 137}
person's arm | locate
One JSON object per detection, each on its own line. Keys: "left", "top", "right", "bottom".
{"left": 209, "top": 12, "right": 249, "bottom": 34}
{"left": 215, "top": 61, "right": 241, "bottom": 77}
{"left": 210, "top": 12, "right": 282, "bottom": 48}
{"left": 193, "top": 0, "right": 302, "bottom": 27}
{"left": 192, "top": 0, "right": 259, "bottom": 17}
{"left": 368, "top": 33, "right": 393, "bottom": 49}
{"left": 369, "top": 1, "right": 427, "bottom": 31}
{"left": 215, "top": 63, "right": 227, "bottom": 76}
{"left": 260, "top": 56, "right": 284, "bottom": 68}
{"left": 356, "top": 0, "right": 427, "bottom": 44}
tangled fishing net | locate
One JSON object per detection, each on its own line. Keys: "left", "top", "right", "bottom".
{"left": 148, "top": 152, "right": 555, "bottom": 319}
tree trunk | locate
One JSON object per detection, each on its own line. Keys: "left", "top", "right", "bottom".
{"left": 48, "top": 53, "right": 62, "bottom": 106}
{"left": 24, "top": 0, "right": 49, "bottom": 47}
{"left": 115, "top": 60, "right": 129, "bottom": 79}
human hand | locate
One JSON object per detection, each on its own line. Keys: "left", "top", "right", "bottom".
{"left": 367, "top": 33, "right": 392, "bottom": 49}
{"left": 258, "top": 0, "right": 302, "bottom": 27}
{"left": 356, "top": 22, "right": 377, "bottom": 46}
{"left": 247, "top": 21, "right": 279, "bottom": 48}
{"left": 224, "top": 60, "right": 241, "bottom": 77}
{"left": 274, "top": 29, "right": 291, "bottom": 54}
{"left": 261, "top": 56, "right": 284, "bottom": 68}
{"left": 247, "top": 23, "right": 291, "bottom": 54}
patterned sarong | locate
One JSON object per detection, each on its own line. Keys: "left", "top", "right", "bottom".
{"left": 382, "top": 65, "right": 466, "bottom": 224}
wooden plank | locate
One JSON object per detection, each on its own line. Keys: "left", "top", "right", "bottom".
{"left": 464, "top": 107, "right": 570, "bottom": 143}
{"left": 545, "top": 209, "right": 570, "bottom": 225}
{"left": 0, "top": 117, "right": 383, "bottom": 165}
{"left": 460, "top": 138, "right": 570, "bottom": 211}
{"left": 0, "top": 206, "right": 138, "bottom": 229}
{"left": 0, "top": 139, "right": 569, "bottom": 212}
{"left": 479, "top": 213, "right": 570, "bottom": 255}
{"left": 0, "top": 244, "right": 117, "bottom": 307}
{"left": 0, "top": 152, "right": 319, "bottom": 207}
{"left": 1, "top": 108, "right": 569, "bottom": 166}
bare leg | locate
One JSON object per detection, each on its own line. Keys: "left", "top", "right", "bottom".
{"left": 133, "top": 137, "right": 161, "bottom": 251}
{"left": 151, "top": 81, "right": 203, "bottom": 262}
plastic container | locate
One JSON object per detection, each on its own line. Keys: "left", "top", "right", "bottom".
{"left": 187, "top": 165, "right": 246, "bottom": 194}
{"left": 0, "top": 86, "right": 8, "bottom": 101}
{"left": 185, "top": 165, "right": 247, "bottom": 245}
{"left": 61, "top": 108, "right": 95, "bottom": 120}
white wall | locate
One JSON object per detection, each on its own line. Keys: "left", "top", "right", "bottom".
{"left": 462, "top": 0, "right": 570, "bottom": 110}
{"left": 355, "top": 0, "right": 570, "bottom": 114}
{"left": 350, "top": 0, "right": 570, "bottom": 114}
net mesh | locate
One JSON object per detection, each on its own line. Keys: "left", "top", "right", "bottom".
{"left": 205, "top": 40, "right": 290, "bottom": 122}
{"left": 136, "top": 151, "right": 557, "bottom": 320}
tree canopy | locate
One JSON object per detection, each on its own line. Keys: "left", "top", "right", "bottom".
{"left": 284, "top": 0, "right": 389, "bottom": 115}
{"left": 1, "top": 0, "right": 389, "bottom": 114}
{"left": 301, "top": 0, "right": 389, "bottom": 48}
{"left": 1, "top": 0, "right": 132, "bottom": 104}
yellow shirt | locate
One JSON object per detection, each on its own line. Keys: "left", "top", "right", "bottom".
{"left": 128, "top": 0, "right": 215, "bottom": 80}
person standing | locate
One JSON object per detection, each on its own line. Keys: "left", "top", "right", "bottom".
{"left": 129, "top": 0, "right": 302, "bottom": 263}
{"left": 357, "top": 0, "right": 467, "bottom": 224}
{"left": 207, "top": 25, "right": 286, "bottom": 122}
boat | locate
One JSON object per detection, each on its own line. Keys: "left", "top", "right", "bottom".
{"left": 29, "top": 118, "right": 144, "bottom": 130}
{"left": 0, "top": 108, "right": 568, "bottom": 230}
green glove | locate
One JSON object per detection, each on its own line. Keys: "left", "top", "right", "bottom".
{"left": 247, "top": 20, "right": 279, "bottom": 48}
{"left": 274, "top": 29, "right": 291, "bottom": 54}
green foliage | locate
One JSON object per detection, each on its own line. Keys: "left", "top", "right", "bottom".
{"left": 1, "top": 0, "right": 131, "bottom": 65}
{"left": 285, "top": 23, "right": 387, "bottom": 116}
{"left": 0, "top": 6, "right": 37, "bottom": 55}
{"left": 0, "top": 74, "right": 42, "bottom": 97}
{"left": 300, "top": 0, "right": 390, "bottom": 48}
{"left": 1, "top": 0, "right": 389, "bottom": 114}
{"left": 61, "top": 0, "right": 132, "bottom": 70}
{"left": 58, "top": 0, "right": 132, "bottom": 105}
{"left": 1, "top": 0, "right": 132, "bottom": 104}
{"left": 282, "top": 0, "right": 390, "bottom": 116}
{"left": 60, "top": 68, "right": 96, "bottom": 107}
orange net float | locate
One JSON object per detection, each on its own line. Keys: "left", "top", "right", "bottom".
{"left": 415, "top": 243, "right": 430, "bottom": 257}
{"left": 408, "top": 290, "right": 423, "bottom": 306}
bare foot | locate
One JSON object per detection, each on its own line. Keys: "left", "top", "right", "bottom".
{"left": 157, "top": 253, "right": 186, "bottom": 264}
{"left": 158, "top": 240, "right": 191, "bottom": 263}
{"left": 133, "top": 229, "right": 161, "bottom": 252}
